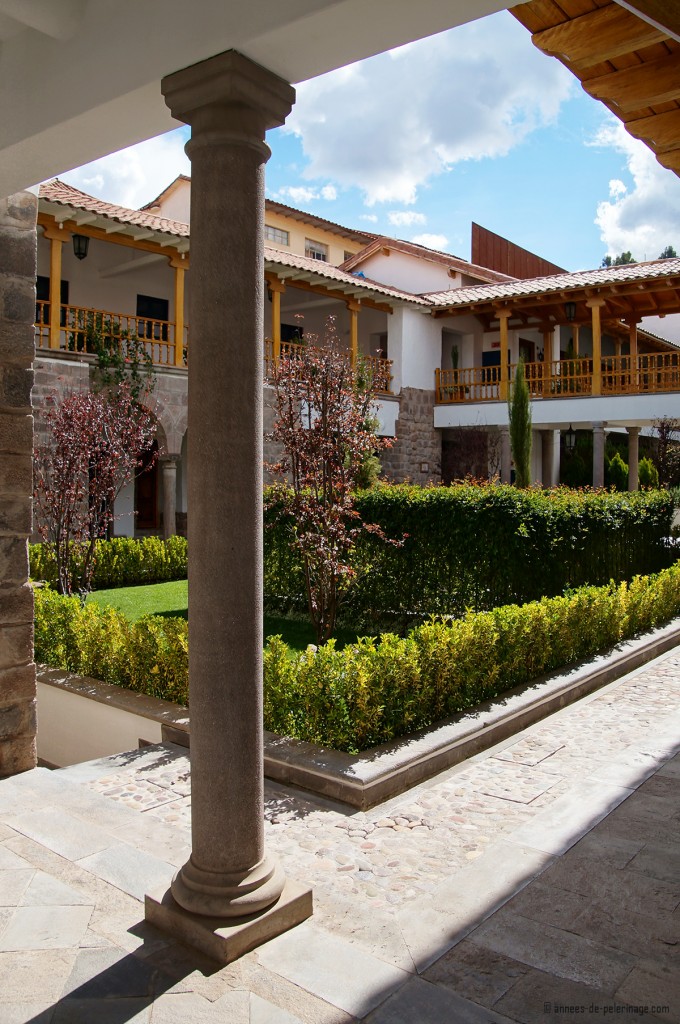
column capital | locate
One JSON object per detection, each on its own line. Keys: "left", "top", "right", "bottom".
{"left": 42, "top": 221, "right": 71, "bottom": 243}
{"left": 265, "top": 274, "right": 286, "bottom": 294}
{"left": 168, "top": 252, "right": 189, "bottom": 270}
{"left": 160, "top": 453, "right": 181, "bottom": 466}
{"left": 626, "top": 425, "right": 641, "bottom": 436}
{"left": 162, "top": 50, "right": 295, "bottom": 154}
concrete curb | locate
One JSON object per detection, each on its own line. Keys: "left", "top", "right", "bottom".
{"left": 37, "top": 616, "right": 680, "bottom": 809}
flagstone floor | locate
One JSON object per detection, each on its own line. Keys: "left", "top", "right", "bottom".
{"left": 0, "top": 648, "right": 678, "bottom": 1022}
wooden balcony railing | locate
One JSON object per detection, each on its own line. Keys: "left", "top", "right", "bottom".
{"left": 436, "top": 352, "right": 680, "bottom": 404}
{"left": 264, "top": 337, "right": 393, "bottom": 394}
{"left": 35, "top": 302, "right": 188, "bottom": 367}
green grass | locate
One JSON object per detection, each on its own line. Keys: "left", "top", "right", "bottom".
{"left": 86, "top": 580, "right": 361, "bottom": 652}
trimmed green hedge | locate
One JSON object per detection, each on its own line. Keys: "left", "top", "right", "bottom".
{"left": 35, "top": 562, "right": 680, "bottom": 753}
{"left": 265, "top": 484, "right": 675, "bottom": 626}
{"left": 30, "top": 536, "right": 187, "bottom": 590}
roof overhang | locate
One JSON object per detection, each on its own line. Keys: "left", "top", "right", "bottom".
{"left": 512, "top": 0, "right": 680, "bottom": 176}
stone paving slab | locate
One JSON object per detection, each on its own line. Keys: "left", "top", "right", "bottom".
{"left": 0, "top": 645, "right": 678, "bottom": 1021}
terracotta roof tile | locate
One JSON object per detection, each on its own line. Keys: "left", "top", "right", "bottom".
{"left": 425, "top": 258, "right": 680, "bottom": 306}
{"left": 40, "top": 179, "right": 189, "bottom": 237}
{"left": 264, "top": 247, "right": 429, "bottom": 305}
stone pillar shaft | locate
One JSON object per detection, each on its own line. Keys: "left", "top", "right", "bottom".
{"left": 627, "top": 426, "right": 640, "bottom": 491}
{"left": 161, "top": 457, "right": 178, "bottom": 539}
{"left": 593, "top": 422, "right": 605, "bottom": 488}
{"left": 541, "top": 430, "right": 555, "bottom": 488}
{"left": 0, "top": 192, "right": 38, "bottom": 777}
{"left": 160, "top": 50, "right": 295, "bottom": 920}
{"left": 500, "top": 426, "right": 511, "bottom": 484}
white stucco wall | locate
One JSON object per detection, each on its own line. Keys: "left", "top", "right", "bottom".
{"left": 389, "top": 306, "right": 441, "bottom": 392}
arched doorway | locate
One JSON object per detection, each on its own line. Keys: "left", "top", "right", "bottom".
{"left": 135, "top": 439, "right": 159, "bottom": 532}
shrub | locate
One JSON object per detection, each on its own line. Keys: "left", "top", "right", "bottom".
{"left": 606, "top": 451, "right": 629, "bottom": 491}
{"left": 639, "top": 457, "right": 659, "bottom": 490}
{"left": 30, "top": 536, "right": 187, "bottom": 589}
{"left": 35, "top": 562, "right": 680, "bottom": 753}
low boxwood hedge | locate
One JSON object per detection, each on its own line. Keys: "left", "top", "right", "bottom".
{"left": 34, "top": 561, "right": 680, "bottom": 753}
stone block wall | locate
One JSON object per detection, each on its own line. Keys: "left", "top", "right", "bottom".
{"left": 0, "top": 192, "right": 38, "bottom": 776}
{"left": 380, "top": 387, "right": 442, "bottom": 485}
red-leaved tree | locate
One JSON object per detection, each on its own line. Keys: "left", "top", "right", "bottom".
{"left": 34, "top": 383, "right": 158, "bottom": 595}
{"left": 267, "top": 321, "right": 395, "bottom": 643}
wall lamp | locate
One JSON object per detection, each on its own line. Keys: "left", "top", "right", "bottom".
{"left": 72, "top": 234, "right": 90, "bottom": 261}
{"left": 564, "top": 301, "right": 576, "bottom": 322}
{"left": 564, "top": 425, "right": 577, "bottom": 452}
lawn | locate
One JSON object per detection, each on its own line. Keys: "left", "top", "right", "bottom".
{"left": 86, "top": 580, "right": 361, "bottom": 652}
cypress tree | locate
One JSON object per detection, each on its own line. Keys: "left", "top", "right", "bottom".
{"left": 509, "top": 360, "right": 532, "bottom": 488}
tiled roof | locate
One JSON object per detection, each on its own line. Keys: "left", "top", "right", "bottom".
{"left": 264, "top": 199, "right": 376, "bottom": 244}
{"left": 425, "top": 259, "right": 680, "bottom": 307}
{"left": 342, "top": 236, "right": 515, "bottom": 285}
{"left": 40, "top": 179, "right": 189, "bottom": 238}
{"left": 39, "top": 179, "right": 422, "bottom": 307}
{"left": 264, "top": 247, "right": 429, "bottom": 306}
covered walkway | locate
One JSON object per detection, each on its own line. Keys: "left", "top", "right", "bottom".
{"left": 0, "top": 645, "right": 677, "bottom": 1022}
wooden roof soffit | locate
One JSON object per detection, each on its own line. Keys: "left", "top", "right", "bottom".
{"left": 511, "top": 1, "right": 680, "bottom": 179}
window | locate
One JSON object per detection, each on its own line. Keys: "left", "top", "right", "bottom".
{"left": 36, "top": 274, "right": 69, "bottom": 325}
{"left": 136, "top": 294, "right": 169, "bottom": 341}
{"left": 344, "top": 251, "right": 354, "bottom": 262}
{"left": 305, "top": 238, "right": 328, "bottom": 262}
{"left": 264, "top": 224, "right": 289, "bottom": 246}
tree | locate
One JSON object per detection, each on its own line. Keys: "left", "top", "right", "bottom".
{"left": 652, "top": 416, "right": 680, "bottom": 488}
{"left": 601, "top": 251, "right": 636, "bottom": 268}
{"left": 508, "top": 360, "right": 532, "bottom": 488}
{"left": 34, "top": 383, "right": 158, "bottom": 595}
{"left": 659, "top": 245, "right": 677, "bottom": 259}
{"left": 266, "top": 321, "right": 394, "bottom": 643}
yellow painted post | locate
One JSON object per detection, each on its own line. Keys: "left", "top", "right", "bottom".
{"left": 573, "top": 324, "right": 580, "bottom": 356}
{"left": 347, "top": 300, "right": 360, "bottom": 367}
{"left": 268, "top": 277, "right": 285, "bottom": 364}
{"left": 43, "top": 223, "right": 71, "bottom": 350}
{"left": 588, "top": 299, "right": 604, "bottom": 395}
{"left": 542, "top": 327, "right": 553, "bottom": 396}
{"left": 498, "top": 308, "right": 510, "bottom": 401}
{"left": 628, "top": 318, "right": 639, "bottom": 391}
{"left": 171, "top": 257, "right": 186, "bottom": 366}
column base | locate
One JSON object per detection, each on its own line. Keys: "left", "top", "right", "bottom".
{"left": 145, "top": 878, "right": 313, "bottom": 964}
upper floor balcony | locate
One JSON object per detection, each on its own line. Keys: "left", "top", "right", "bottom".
{"left": 435, "top": 354, "right": 680, "bottom": 404}
{"left": 35, "top": 302, "right": 394, "bottom": 393}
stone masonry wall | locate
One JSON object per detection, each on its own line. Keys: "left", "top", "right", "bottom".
{"left": 380, "top": 387, "right": 442, "bottom": 485}
{"left": 0, "top": 192, "right": 38, "bottom": 777}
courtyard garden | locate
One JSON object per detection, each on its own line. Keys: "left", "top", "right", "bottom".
{"left": 31, "top": 482, "right": 680, "bottom": 754}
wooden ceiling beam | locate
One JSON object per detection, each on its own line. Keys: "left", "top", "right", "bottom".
{"left": 532, "top": 4, "right": 667, "bottom": 69}
{"left": 584, "top": 52, "right": 680, "bottom": 111}
{"left": 625, "top": 109, "right": 680, "bottom": 152}
{"left": 657, "top": 149, "right": 680, "bottom": 172}
{"left": 615, "top": 1, "right": 680, "bottom": 44}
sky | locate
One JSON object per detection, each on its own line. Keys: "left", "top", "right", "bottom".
{"left": 60, "top": 9, "right": 680, "bottom": 273}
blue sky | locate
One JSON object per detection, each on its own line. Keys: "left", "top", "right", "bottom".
{"left": 61, "top": 10, "right": 680, "bottom": 273}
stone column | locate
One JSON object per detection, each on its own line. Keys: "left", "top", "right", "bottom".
{"left": 541, "top": 430, "right": 555, "bottom": 488}
{"left": 593, "top": 422, "right": 605, "bottom": 488}
{"left": 147, "top": 51, "right": 310, "bottom": 960}
{"left": 0, "top": 192, "right": 38, "bottom": 777}
{"left": 500, "top": 426, "right": 512, "bottom": 484}
{"left": 627, "top": 426, "right": 640, "bottom": 491}
{"left": 160, "top": 456, "right": 178, "bottom": 539}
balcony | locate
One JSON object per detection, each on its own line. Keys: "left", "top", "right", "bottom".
{"left": 34, "top": 305, "right": 395, "bottom": 395}
{"left": 435, "top": 353, "right": 680, "bottom": 404}
{"left": 264, "top": 338, "right": 394, "bottom": 394}
{"left": 35, "top": 302, "right": 186, "bottom": 368}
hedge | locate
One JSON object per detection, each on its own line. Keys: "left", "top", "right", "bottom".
{"left": 30, "top": 536, "right": 187, "bottom": 590}
{"left": 31, "top": 487, "right": 674, "bottom": 628}
{"left": 265, "top": 484, "right": 676, "bottom": 626}
{"left": 34, "top": 561, "right": 680, "bottom": 753}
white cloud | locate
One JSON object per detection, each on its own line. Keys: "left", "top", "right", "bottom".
{"left": 58, "top": 129, "right": 190, "bottom": 208}
{"left": 277, "top": 183, "right": 337, "bottom": 204}
{"left": 388, "top": 211, "right": 426, "bottom": 226}
{"left": 285, "top": 11, "right": 573, "bottom": 205}
{"left": 360, "top": 213, "right": 378, "bottom": 223}
{"left": 412, "top": 233, "right": 449, "bottom": 250}
{"left": 594, "top": 121, "right": 680, "bottom": 260}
